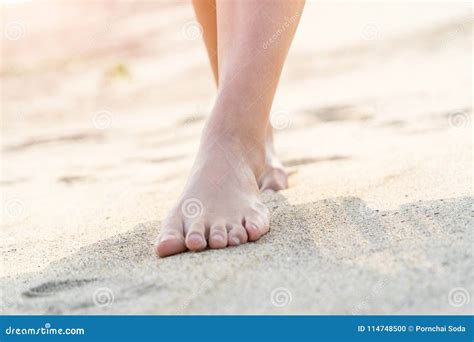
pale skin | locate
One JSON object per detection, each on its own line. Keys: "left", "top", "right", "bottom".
{"left": 156, "top": 0, "right": 305, "bottom": 257}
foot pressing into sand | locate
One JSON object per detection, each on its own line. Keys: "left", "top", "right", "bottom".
{"left": 155, "top": 0, "right": 304, "bottom": 257}
{"left": 156, "top": 121, "right": 270, "bottom": 257}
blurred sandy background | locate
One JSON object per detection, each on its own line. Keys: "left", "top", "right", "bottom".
{"left": 1, "top": 1, "right": 472, "bottom": 314}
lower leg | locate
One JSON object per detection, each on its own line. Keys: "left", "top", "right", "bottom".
{"left": 193, "top": 0, "right": 295, "bottom": 191}
{"left": 192, "top": 0, "right": 219, "bottom": 84}
{"left": 212, "top": 0, "right": 304, "bottom": 143}
{"left": 210, "top": 0, "right": 304, "bottom": 186}
{"left": 156, "top": 0, "right": 304, "bottom": 257}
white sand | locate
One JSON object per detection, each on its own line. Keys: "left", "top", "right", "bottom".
{"left": 1, "top": 2, "right": 472, "bottom": 314}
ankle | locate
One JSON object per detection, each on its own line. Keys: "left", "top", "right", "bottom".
{"left": 200, "top": 122, "right": 266, "bottom": 177}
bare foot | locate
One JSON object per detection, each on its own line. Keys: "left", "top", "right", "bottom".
{"left": 258, "top": 127, "right": 288, "bottom": 192}
{"left": 156, "top": 128, "right": 271, "bottom": 257}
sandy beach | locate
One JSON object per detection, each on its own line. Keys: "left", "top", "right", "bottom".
{"left": 1, "top": 1, "right": 472, "bottom": 314}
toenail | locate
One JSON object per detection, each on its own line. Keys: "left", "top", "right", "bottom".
{"left": 188, "top": 233, "right": 204, "bottom": 243}
{"left": 249, "top": 224, "right": 259, "bottom": 232}
{"left": 231, "top": 237, "right": 240, "bottom": 245}
{"left": 160, "top": 234, "right": 176, "bottom": 242}
{"left": 212, "top": 234, "right": 225, "bottom": 242}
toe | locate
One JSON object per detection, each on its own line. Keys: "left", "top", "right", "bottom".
{"left": 209, "top": 223, "right": 228, "bottom": 249}
{"left": 244, "top": 219, "right": 263, "bottom": 241}
{"left": 227, "top": 224, "right": 248, "bottom": 246}
{"left": 156, "top": 218, "right": 187, "bottom": 257}
{"left": 244, "top": 210, "right": 270, "bottom": 241}
{"left": 185, "top": 221, "right": 207, "bottom": 251}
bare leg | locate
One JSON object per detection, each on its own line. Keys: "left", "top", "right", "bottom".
{"left": 193, "top": 0, "right": 290, "bottom": 191}
{"left": 156, "top": 0, "right": 304, "bottom": 257}
{"left": 192, "top": 0, "right": 219, "bottom": 84}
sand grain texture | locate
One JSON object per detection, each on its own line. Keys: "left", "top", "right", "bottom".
{"left": 1, "top": 2, "right": 472, "bottom": 314}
